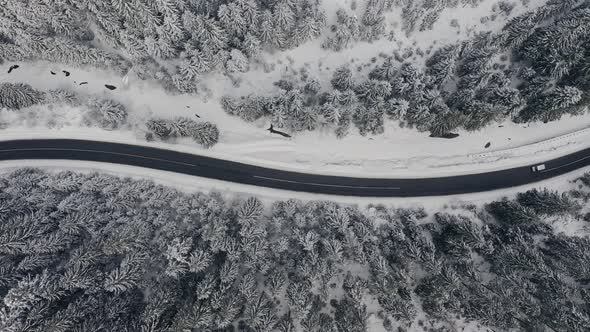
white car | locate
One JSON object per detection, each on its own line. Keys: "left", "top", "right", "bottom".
{"left": 531, "top": 164, "right": 546, "bottom": 172}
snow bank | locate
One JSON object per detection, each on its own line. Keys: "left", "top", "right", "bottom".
{"left": 0, "top": 159, "right": 587, "bottom": 209}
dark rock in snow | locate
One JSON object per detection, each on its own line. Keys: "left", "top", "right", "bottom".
{"left": 485, "top": 142, "right": 491, "bottom": 148}
{"left": 430, "top": 132, "right": 459, "bottom": 139}
{"left": 7, "top": 64, "right": 19, "bottom": 73}
{"left": 267, "top": 124, "right": 291, "bottom": 138}
{"left": 50, "top": 71, "right": 56, "bottom": 75}
{"left": 62, "top": 70, "right": 70, "bottom": 77}
{"left": 105, "top": 84, "right": 117, "bottom": 90}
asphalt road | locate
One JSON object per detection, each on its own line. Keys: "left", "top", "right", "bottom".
{"left": 0, "top": 139, "right": 589, "bottom": 197}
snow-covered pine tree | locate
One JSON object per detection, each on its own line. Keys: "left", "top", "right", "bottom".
{"left": 322, "top": 9, "right": 360, "bottom": 51}
{"left": 354, "top": 79, "right": 392, "bottom": 102}
{"left": 258, "top": 10, "right": 278, "bottom": 46}
{"left": 190, "top": 121, "right": 220, "bottom": 148}
{"left": 88, "top": 98, "right": 128, "bottom": 129}
{"left": 426, "top": 43, "right": 462, "bottom": 88}
{"left": 369, "top": 57, "right": 397, "bottom": 82}
{"left": 103, "top": 252, "right": 145, "bottom": 295}
{"left": 0, "top": 83, "right": 44, "bottom": 110}
{"left": 225, "top": 49, "right": 250, "bottom": 73}
{"left": 218, "top": 3, "right": 247, "bottom": 38}
{"left": 146, "top": 119, "right": 170, "bottom": 139}
{"left": 385, "top": 98, "right": 410, "bottom": 120}
{"left": 242, "top": 33, "right": 262, "bottom": 59}
{"left": 352, "top": 104, "right": 384, "bottom": 136}
{"left": 274, "top": 2, "right": 296, "bottom": 35}
{"left": 331, "top": 65, "right": 354, "bottom": 91}
{"left": 518, "top": 86, "right": 583, "bottom": 122}
{"left": 500, "top": 12, "right": 541, "bottom": 49}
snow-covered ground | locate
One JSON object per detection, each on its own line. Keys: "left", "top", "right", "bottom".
{"left": 1, "top": 0, "right": 582, "bottom": 181}
{"left": 2, "top": 60, "right": 590, "bottom": 178}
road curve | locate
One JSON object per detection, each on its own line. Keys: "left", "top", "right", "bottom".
{"left": 0, "top": 139, "right": 589, "bottom": 197}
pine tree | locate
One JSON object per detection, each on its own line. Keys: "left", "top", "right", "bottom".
{"left": 191, "top": 122, "right": 220, "bottom": 148}
{"left": 486, "top": 199, "right": 539, "bottom": 226}
{"left": 405, "top": 105, "right": 436, "bottom": 132}
{"left": 276, "top": 311, "right": 296, "bottom": 332}
{"left": 104, "top": 252, "right": 145, "bottom": 295}
{"left": 239, "top": 197, "right": 264, "bottom": 224}
{"left": 333, "top": 296, "right": 368, "bottom": 332}
{"left": 386, "top": 98, "right": 410, "bottom": 120}
{"left": 274, "top": 3, "right": 296, "bottom": 34}
{"left": 462, "top": 101, "right": 501, "bottom": 131}
{"left": 517, "top": 188, "right": 580, "bottom": 216}
{"left": 194, "top": 16, "right": 228, "bottom": 52}
{"left": 426, "top": 44, "right": 462, "bottom": 88}
{"left": 242, "top": 33, "right": 262, "bottom": 59}
{"left": 430, "top": 108, "right": 463, "bottom": 137}
{"left": 354, "top": 79, "right": 392, "bottom": 102}
{"left": 518, "top": 86, "right": 583, "bottom": 122}
{"left": 225, "top": 49, "right": 250, "bottom": 73}
{"left": 501, "top": 13, "right": 540, "bottom": 49}
{"left": 369, "top": 57, "right": 397, "bottom": 82}
{"left": 360, "top": 0, "right": 387, "bottom": 42}
{"left": 0, "top": 83, "right": 44, "bottom": 110}
{"left": 88, "top": 98, "right": 128, "bottom": 129}
{"left": 331, "top": 65, "right": 353, "bottom": 91}
{"left": 179, "top": 50, "right": 211, "bottom": 81}
{"left": 322, "top": 10, "right": 360, "bottom": 51}
{"left": 237, "top": 0, "right": 259, "bottom": 32}
{"left": 173, "top": 301, "right": 214, "bottom": 330}
{"left": 218, "top": 3, "right": 247, "bottom": 38}
{"left": 146, "top": 118, "right": 173, "bottom": 138}
{"left": 543, "top": 86, "right": 583, "bottom": 110}
{"left": 295, "top": 15, "right": 323, "bottom": 45}
{"left": 258, "top": 10, "right": 277, "bottom": 46}
{"left": 353, "top": 104, "right": 384, "bottom": 136}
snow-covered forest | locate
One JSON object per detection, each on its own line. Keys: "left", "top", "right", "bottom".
{"left": 2, "top": 1, "right": 590, "bottom": 331}
{"left": 222, "top": 0, "right": 590, "bottom": 137}
{"left": 1, "top": 0, "right": 589, "bottom": 142}
{"left": 1, "top": 168, "right": 589, "bottom": 331}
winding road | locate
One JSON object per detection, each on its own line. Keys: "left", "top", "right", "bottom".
{"left": 0, "top": 139, "right": 589, "bottom": 197}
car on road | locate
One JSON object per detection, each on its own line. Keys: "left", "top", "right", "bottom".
{"left": 531, "top": 164, "right": 546, "bottom": 172}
